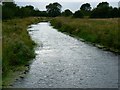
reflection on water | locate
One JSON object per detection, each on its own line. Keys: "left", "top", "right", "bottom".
{"left": 13, "top": 22, "right": 119, "bottom": 88}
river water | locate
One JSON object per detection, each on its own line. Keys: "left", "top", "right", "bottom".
{"left": 13, "top": 22, "right": 119, "bottom": 88}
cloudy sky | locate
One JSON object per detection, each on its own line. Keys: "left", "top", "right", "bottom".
{"left": 14, "top": 0, "right": 119, "bottom": 12}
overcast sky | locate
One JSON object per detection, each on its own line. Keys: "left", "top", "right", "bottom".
{"left": 14, "top": 0, "right": 119, "bottom": 12}
{"left": 14, "top": 0, "right": 120, "bottom": 2}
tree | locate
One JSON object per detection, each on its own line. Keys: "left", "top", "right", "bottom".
{"left": 90, "top": 2, "right": 111, "bottom": 18}
{"left": 46, "top": 2, "right": 62, "bottom": 17}
{"left": 2, "top": 1, "right": 49, "bottom": 19}
{"left": 119, "top": 7, "right": 120, "bottom": 17}
{"left": 110, "top": 7, "right": 119, "bottom": 18}
{"left": 62, "top": 9, "right": 73, "bottom": 16}
{"left": 2, "top": 2, "right": 17, "bottom": 9}
{"left": 2, "top": 2, "right": 17, "bottom": 19}
{"left": 73, "top": 10, "right": 83, "bottom": 18}
{"left": 18, "top": 5, "right": 35, "bottom": 18}
{"left": 33, "top": 9, "right": 41, "bottom": 16}
{"left": 80, "top": 3, "right": 91, "bottom": 16}
{"left": 97, "top": 2, "right": 109, "bottom": 8}
{"left": 0, "top": 4, "right": 2, "bottom": 19}
{"left": 80, "top": 3, "right": 91, "bottom": 11}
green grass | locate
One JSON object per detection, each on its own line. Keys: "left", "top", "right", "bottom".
{"left": 2, "top": 17, "right": 44, "bottom": 87}
{"left": 51, "top": 17, "right": 120, "bottom": 53}
{"left": 2, "top": 16, "right": 119, "bottom": 87}
{"left": 0, "top": 20, "right": 2, "bottom": 89}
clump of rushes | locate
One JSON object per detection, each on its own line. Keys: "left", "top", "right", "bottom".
{"left": 51, "top": 17, "right": 120, "bottom": 53}
{"left": 2, "top": 17, "right": 41, "bottom": 81}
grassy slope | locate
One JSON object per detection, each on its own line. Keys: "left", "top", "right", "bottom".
{"left": 51, "top": 17, "right": 120, "bottom": 53}
{"left": 2, "top": 17, "right": 43, "bottom": 87}
{"left": 0, "top": 20, "right": 2, "bottom": 88}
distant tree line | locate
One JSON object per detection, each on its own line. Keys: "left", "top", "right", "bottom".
{"left": 2, "top": 1, "right": 120, "bottom": 20}
{"left": 71, "top": 2, "right": 120, "bottom": 18}
{"left": 90, "top": 2, "right": 120, "bottom": 18}
{"left": 2, "top": 2, "right": 48, "bottom": 19}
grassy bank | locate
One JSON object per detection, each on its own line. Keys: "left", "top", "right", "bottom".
{"left": 2, "top": 17, "right": 44, "bottom": 87}
{"left": 0, "top": 20, "right": 2, "bottom": 88}
{"left": 51, "top": 17, "right": 120, "bottom": 53}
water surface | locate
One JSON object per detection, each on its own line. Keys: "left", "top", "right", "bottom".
{"left": 13, "top": 22, "right": 118, "bottom": 88}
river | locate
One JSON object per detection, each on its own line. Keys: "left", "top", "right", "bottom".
{"left": 13, "top": 22, "right": 119, "bottom": 88}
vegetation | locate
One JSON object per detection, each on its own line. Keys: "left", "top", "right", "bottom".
{"left": 0, "top": 19, "right": 2, "bottom": 88}
{"left": 1, "top": 1, "right": 120, "bottom": 87}
{"left": 73, "top": 10, "right": 84, "bottom": 18}
{"left": 90, "top": 2, "right": 119, "bottom": 18}
{"left": 2, "top": 1, "right": 120, "bottom": 20}
{"left": 2, "top": 2, "right": 48, "bottom": 20}
{"left": 80, "top": 3, "right": 91, "bottom": 16}
{"left": 51, "top": 17, "right": 120, "bottom": 53}
{"left": 46, "top": 2, "right": 62, "bottom": 17}
{"left": 61, "top": 9, "right": 73, "bottom": 17}
{"left": 2, "top": 2, "right": 62, "bottom": 19}
{"left": 2, "top": 17, "right": 42, "bottom": 86}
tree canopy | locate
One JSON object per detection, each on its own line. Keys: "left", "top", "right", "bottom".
{"left": 46, "top": 2, "right": 62, "bottom": 17}
{"left": 97, "top": 2, "right": 109, "bottom": 8}
{"left": 73, "top": 10, "right": 83, "bottom": 18}
{"left": 2, "top": 2, "right": 48, "bottom": 19}
{"left": 62, "top": 9, "right": 73, "bottom": 16}
{"left": 80, "top": 3, "right": 91, "bottom": 16}
{"left": 90, "top": 2, "right": 119, "bottom": 18}
{"left": 80, "top": 3, "right": 91, "bottom": 11}
{"left": 2, "top": 1, "right": 120, "bottom": 19}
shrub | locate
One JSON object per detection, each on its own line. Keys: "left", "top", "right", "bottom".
{"left": 2, "top": 17, "right": 40, "bottom": 77}
{"left": 73, "top": 10, "right": 84, "bottom": 18}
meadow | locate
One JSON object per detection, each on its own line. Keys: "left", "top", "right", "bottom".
{"left": 51, "top": 17, "right": 120, "bottom": 53}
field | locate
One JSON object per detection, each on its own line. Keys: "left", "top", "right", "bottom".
{"left": 51, "top": 17, "right": 120, "bottom": 53}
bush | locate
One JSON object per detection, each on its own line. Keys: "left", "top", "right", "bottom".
{"left": 2, "top": 18, "right": 40, "bottom": 77}
{"left": 62, "top": 9, "right": 73, "bottom": 17}
{"left": 3, "top": 36, "right": 35, "bottom": 76}
{"left": 73, "top": 10, "right": 83, "bottom": 18}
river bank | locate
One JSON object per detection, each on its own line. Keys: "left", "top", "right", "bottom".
{"left": 2, "top": 17, "right": 119, "bottom": 88}
{"left": 2, "top": 17, "right": 45, "bottom": 87}
{"left": 12, "top": 22, "right": 118, "bottom": 88}
{"left": 50, "top": 17, "right": 120, "bottom": 54}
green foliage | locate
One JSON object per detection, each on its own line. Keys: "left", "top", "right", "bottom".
{"left": 80, "top": 3, "right": 91, "bottom": 11}
{"left": 73, "top": 10, "right": 83, "bottom": 18}
{"left": 90, "top": 2, "right": 119, "bottom": 18}
{"left": 62, "top": 9, "right": 73, "bottom": 16}
{"left": 2, "top": 17, "right": 41, "bottom": 78}
{"left": 2, "top": 1, "right": 120, "bottom": 19}
{"left": 110, "top": 7, "right": 119, "bottom": 18}
{"left": 19, "top": 6, "right": 34, "bottom": 17}
{"left": 97, "top": 2, "right": 109, "bottom": 8}
{"left": 0, "top": 5, "right": 1, "bottom": 19}
{"left": 46, "top": 2, "right": 62, "bottom": 17}
{"left": 80, "top": 3, "right": 91, "bottom": 16}
{"left": 67, "top": 1, "right": 120, "bottom": 18}
{"left": 2, "top": 2, "right": 48, "bottom": 20}
{"left": 2, "top": 2, "right": 18, "bottom": 19}
{"left": 51, "top": 17, "right": 120, "bottom": 53}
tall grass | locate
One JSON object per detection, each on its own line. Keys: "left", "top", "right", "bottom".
{"left": 51, "top": 17, "right": 120, "bottom": 53}
{"left": 0, "top": 20, "right": 2, "bottom": 88}
{"left": 2, "top": 17, "right": 42, "bottom": 81}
